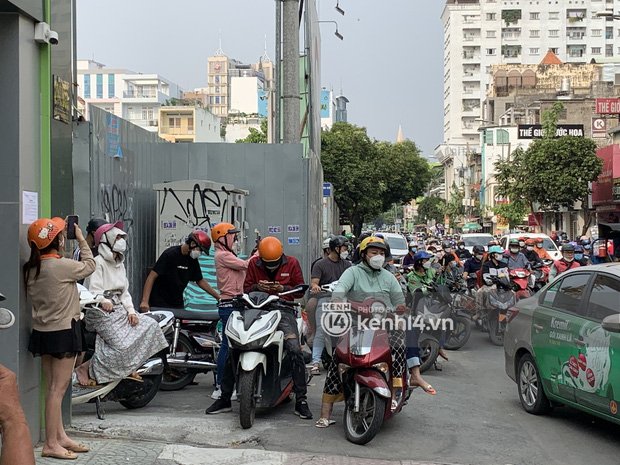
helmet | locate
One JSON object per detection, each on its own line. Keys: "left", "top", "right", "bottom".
{"left": 187, "top": 230, "right": 211, "bottom": 255}
{"left": 322, "top": 238, "right": 330, "bottom": 250}
{"left": 94, "top": 221, "right": 123, "bottom": 247}
{"left": 509, "top": 239, "right": 520, "bottom": 247}
{"left": 581, "top": 237, "right": 591, "bottom": 245}
{"left": 473, "top": 245, "right": 485, "bottom": 254}
{"left": 258, "top": 236, "right": 283, "bottom": 261}
{"left": 442, "top": 240, "right": 452, "bottom": 249}
{"left": 488, "top": 245, "right": 504, "bottom": 255}
{"left": 574, "top": 245, "right": 584, "bottom": 253}
{"left": 86, "top": 217, "right": 107, "bottom": 234}
{"left": 518, "top": 236, "right": 525, "bottom": 241}
{"left": 359, "top": 236, "right": 387, "bottom": 253}
{"left": 487, "top": 240, "right": 498, "bottom": 247}
{"left": 329, "top": 235, "right": 349, "bottom": 251}
{"left": 28, "top": 217, "right": 65, "bottom": 250}
{"left": 345, "top": 233, "right": 353, "bottom": 240}
{"left": 408, "top": 240, "right": 418, "bottom": 248}
{"left": 457, "top": 240, "right": 465, "bottom": 246}
{"left": 561, "top": 243, "right": 575, "bottom": 252}
{"left": 211, "top": 222, "right": 240, "bottom": 243}
{"left": 525, "top": 239, "right": 535, "bottom": 246}
{"left": 534, "top": 237, "right": 544, "bottom": 243}
{"left": 413, "top": 251, "right": 433, "bottom": 264}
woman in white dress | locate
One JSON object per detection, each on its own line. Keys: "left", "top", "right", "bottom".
{"left": 75, "top": 222, "right": 168, "bottom": 385}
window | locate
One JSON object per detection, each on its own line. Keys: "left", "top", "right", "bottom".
{"left": 215, "top": 96, "right": 220, "bottom": 104}
{"left": 107, "top": 74, "right": 115, "bottom": 98}
{"left": 142, "top": 107, "right": 154, "bottom": 121}
{"left": 607, "top": 27, "right": 614, "bottom": 40}
{"left": 607, "top": 44, "right": 614, "bottom": 57}
{"left": 485, "top": 130, "right": 494, "bottom": 145}
{"left": 188, "top": 118, "right": 194, "bottom": 131}
{"left": 586, "top": 275, "right": 620, "bottom": 321}
{"left": 549, "top": 30, "right": 559, "bottom": 38}
{"left": 530, "top": 30, "right": 539, "bottom": 38}
{"left": 487, "top": 13, "right": 497, "bottom": 20}
{"left": 530, "top": 48, "right": 540, "bottom": 55}
{"left": 168, "top": 117, "right": 181, "bottom": 128}
{"left": 544, "top": 274, "right": 591, "bottom": 314}
{"left": 592, "top": 29, "right": 602, "bottom": 37}
{"left": 550, "top": 48, "right": 559, "bottom": 54}
{"left": 530, "top": 12, "right": 540, "bottom": 20}
{"left": 497, "top": 129, "right": 509, "bottom": 144}
{"left": 487, "top": 48, "right": 496, "bottom": 55}
{"left": 593, "top": 47, "right": 602, "bottom": 55}
{"left": 83, "top": 74, "right": 91, "bottom": 99}
{"left": 487, "top": 30, "right": 497, "bottom": 38}
{"left": 549, "top": 12, "right": 559, "bottom": 20}
{"left": 96, "top": 74, "right": 103, "bottom": 99}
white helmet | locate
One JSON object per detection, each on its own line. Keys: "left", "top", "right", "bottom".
{"left": 409, "top": 240, "right": 417, "bottom": 247}
{"left": 322, "top": 238, "right": 330, "bottom": 249}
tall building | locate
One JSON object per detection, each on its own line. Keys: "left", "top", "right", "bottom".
{"left": 437, "top": 0, "right": 620, "bottom": 198}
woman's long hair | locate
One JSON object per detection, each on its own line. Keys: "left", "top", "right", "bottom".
{"left": 23, "top": 235, "right": 61, "bottom": 294}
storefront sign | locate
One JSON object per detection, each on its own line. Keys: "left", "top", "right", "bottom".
{"left": 596, "top": 98, "right": 620, "bottom": 114}
{"left": 592, "top": 117, "right": 607, "bottom": 138}
{"left": 518, "top": 124, "right": 584, "bottom": 139}
{"left": 592, "top": 145, "right": 620, "bottom": 205}
{"left": 614, "top": 178, "right": 620, "bottom": 202}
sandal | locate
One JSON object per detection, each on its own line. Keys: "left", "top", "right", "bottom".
{"left": 421, "top": 384, "right": 436, "bottom": 395}
{"left": 124, "top": 373, "right": 144, "bottom": 382}
{"left": 310, "top": 363, "right": 320, "bottom": 376}
{"left": 315, "top": 418, "right": 336, "bottom": 428}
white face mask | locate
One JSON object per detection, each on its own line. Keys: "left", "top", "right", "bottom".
{"left": 190, "top": 249, "right": 202, "bottom": 259}
{"left": 232, "top": 240, "right": 241, "bottom": 255}
{"left": 519, "top": 241, "right": 525, "bottom": 247}
{"left": 564, "top": 256, "right": 574, "bottom": 262}
{"left": 340, "top": 251, "right": 349, "bottom": 260}
{"left": 112, "top": 238, "right": 127, "bottom": 253}
{"left": 368, "top": 255, "right": 385, "bottom": 270}
{"left": 475, "top": 254, "right": 484, "bottom": 260}
{"left": 494, "top": 253, "right": 504, "bottom": 261}
{"left": 459, "top": 245, "right": 465, "bottom": 249}
{"left": 510, "top": 248, "right": 519, "bottom": 254}
{"left": 444, "top": 248, "right": 452, "bottom": 254}
{"left": 536, "top": 243, "right": 543, "bottom": 248}
{"left": 423, "top": 260, "right": 432, "bottom": 269}
{"left": 526, "top": 246, "right": 534, "bottom": 251}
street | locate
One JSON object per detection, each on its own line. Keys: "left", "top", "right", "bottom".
{"left": 69, "top": 330, "right": 620, "bottom": 465}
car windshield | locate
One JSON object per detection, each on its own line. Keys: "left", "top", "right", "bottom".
{"left": 540, "top": 238, "right": 557, "bottom": 251}
{"left": 384, "top": 236, "right": 408, "bottom": 251}
{"left": 463, "top": 236, "right": 493, "bottom": 247}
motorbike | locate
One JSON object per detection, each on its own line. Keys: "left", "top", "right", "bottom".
{"left": 334, "top": 297, "right": 413, "bottom": 445}
{"left": 225, "top": 285, "right": 309, "bottom": 429}
{"left": 149, "top": 306, "right": 220, "bottom": 391}
{"left": 484, "top": 275, "right": 516, "bottom": 346}
{"left": 72, "top": 285, "right": 175, "bottom": 420}
{"left": 531, "top": 259, "right": 553, "bottom": 292}
{"left": 509, "top": 268, "right": 533, "bottom": 300}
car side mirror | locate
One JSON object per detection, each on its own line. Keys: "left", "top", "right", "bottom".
{"left": 278, "top": 284, "right": 309, "bottom": 296}
{"left": 601, "top": 314, "right": 620, "bottom": 333}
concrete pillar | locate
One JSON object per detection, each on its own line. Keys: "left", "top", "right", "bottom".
{"left": 282, "top": 0, "right": 300, "bottom": 143}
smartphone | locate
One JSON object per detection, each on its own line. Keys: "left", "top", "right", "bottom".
{"left": 66, "top": 215, "right": 79, "bottom": 240}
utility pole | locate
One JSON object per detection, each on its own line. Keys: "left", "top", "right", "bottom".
{"left": 274, "top": 0, "right": 281, "bottom": 143}
{"left": 282, "top": 0, "right": 300, "bottom": 143}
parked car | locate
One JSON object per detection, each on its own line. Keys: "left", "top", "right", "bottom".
{"left": 461, "top": 233, "right": 494, "bottom": 253}
{"left": 504, "top": 263, "right": 620, "bottom": 426}
{"left": 499, "top": 233, "right": 561, "bottom": 260}
{"left": 374, "top": 232, "right": 408, "bottom": 264}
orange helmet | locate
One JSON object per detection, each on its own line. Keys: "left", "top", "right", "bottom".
{"left": 534, "top": 237, "right": 544, "bottom": 243}
{"left": 258, "top": 236, "right": 283, "bottom": 262}
{"left": 525, "top": 239, "right": 535, "bottom": 246}
{"left": 211, "top": 222, "right": 240, "bottom": 243}
{"left": 28, "top": 217, "right": 65, "bottom": 250}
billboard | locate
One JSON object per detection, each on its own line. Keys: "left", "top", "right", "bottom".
{"left": 321, "top": 90, "right": 330, "bottom": 118}
{"left": 517, "top": 124, "right": 584, "bottom": 139}
{"left": 596, "top": 98, "right": 620, "bottom": 114}
{"left": 258, "top": 90, "right": 269, "bottom": 117}
{"left": 592, "top": 145, "right": 620, "bottom": 205}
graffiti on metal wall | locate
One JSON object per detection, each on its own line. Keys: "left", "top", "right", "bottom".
{"left": 160, "top": 183, "right": 227, "bottom": 229}
{"left": 100, "top": 185, "right": 135, "bottom": 233}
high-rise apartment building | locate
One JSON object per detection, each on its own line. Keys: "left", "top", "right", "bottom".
{"left": 437, "top": 0, "right": 620, "bottom": 197}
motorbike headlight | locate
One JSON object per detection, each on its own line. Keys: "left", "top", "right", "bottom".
{"left": 370, "top": 301, "right": 387, "bottom": 321}
{"left": 249, "top": 313, "right": 279, "bottom": 340}
{"left": 225, "top": 320, "right": 240, "bottom": 341}
{"left": 242, "top": 335, "right": 270, "bottom": 350}
{"left": 515, "top": 271, "right": 526, "bottom": 278}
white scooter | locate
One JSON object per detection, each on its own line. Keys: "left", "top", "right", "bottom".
{"left": 71, "top": 285, "right": 174, "bottom": 419}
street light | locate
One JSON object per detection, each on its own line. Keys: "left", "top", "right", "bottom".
{"left": 335, "top": 0, "right": 345, "bottom": 16}
{"left": 319, "top": 20, "right": 344, "bottom": 40}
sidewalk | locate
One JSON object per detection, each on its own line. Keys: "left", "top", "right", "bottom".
{"left": 35, "top": 437, "right": 459, "bottom": 465}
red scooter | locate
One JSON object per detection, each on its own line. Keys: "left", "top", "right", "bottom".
{"left": 509, "top": 268, "right": 532, "bottom": 300}
{"left": 333, "top": 298, "right": 411, "bottom": 445}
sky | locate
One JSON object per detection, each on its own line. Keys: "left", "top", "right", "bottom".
{"left": 77, "top": 0, "right": 445, "bottom": 158}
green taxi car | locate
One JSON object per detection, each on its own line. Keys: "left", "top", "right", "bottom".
{"left": 504, "top": 263, "right": 620, "bottom": 424}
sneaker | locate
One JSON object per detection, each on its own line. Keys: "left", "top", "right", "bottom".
{"left": 231, "top": 389, "right": 238, "bottom": 401}
{"left": 211, "top": 386, "right": 221, "bottom": 400}
{"left": 294, "top": 400, "right": 313, "bottom": 419}
{"left": 205, "top": 399, "right": 232, "bottom": 415}
{"left": 0, "top": 308, "right": 15, "bottom": 330}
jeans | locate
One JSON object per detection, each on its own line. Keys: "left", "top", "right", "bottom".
{"left": 216, "top": 302, "right": 236, "bottom": 386}
{"left": 311, "top": 298, "right": 327, "bottom": 365}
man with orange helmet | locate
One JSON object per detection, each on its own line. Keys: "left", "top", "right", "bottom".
{"left": 522, "top": 238, "right": 543, "bottom": 268}
{"left": 140, "top": 230, "right": 219, "bottom": 312}
{"left": 533, "top": 237, "right": 552, "bottom": 260}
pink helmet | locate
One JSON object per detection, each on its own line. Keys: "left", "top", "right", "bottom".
{"left": 94, "top": 221, "right": 123, "bottom": 247}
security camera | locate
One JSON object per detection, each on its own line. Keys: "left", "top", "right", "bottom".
{"left": 34, "top": 22, "right": 59, "bottom": 45}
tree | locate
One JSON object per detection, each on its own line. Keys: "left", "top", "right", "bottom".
{"left": 494, "top": 101, "right": 602, "bottom": 234}
{"left": 492, "top": 199, "right": 529, "bottom": 229}
{"left": 417, "top": 196, "right": 446, "bottom": 225}
{"left": 426, "top": 164, "right": 444, "bottom": 194}
{"left": 443, "top": 183, "right": 466, "bottom": 229}
{"left": 235, "top": 119, "right": 268, "bottom": 143}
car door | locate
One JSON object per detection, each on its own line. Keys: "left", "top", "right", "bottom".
{"left": 574, "top": 272, "right": 620, "bottom": 418}
{"left": 531, "top": 272, "right": 594, "bottom": 403}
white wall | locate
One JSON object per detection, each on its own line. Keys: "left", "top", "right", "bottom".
{"left": 194, "top": 108, "right": 222, "bottom": 142}
{"left": 230, "top": 76, "right": 259, "bottom": 114}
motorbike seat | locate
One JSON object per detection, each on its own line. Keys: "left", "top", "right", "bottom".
{"left": 150, "top": 307, "right": 219, "bottom": 321}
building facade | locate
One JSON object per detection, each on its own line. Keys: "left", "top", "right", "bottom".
{"left": 158, "top": 106, "right": 222, "bottom": 143}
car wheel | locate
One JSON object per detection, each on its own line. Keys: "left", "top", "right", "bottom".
{"left": 517, "top": 353, "right": 552, "bottom": 415}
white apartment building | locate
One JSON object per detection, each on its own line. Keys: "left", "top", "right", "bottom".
{"left": 77, "top": 60, "right": 183, "bottom": 132}
{"left": 437, "top": 0, "right": 620, "bottom": 198}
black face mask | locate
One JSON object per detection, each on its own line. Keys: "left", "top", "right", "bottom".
{"left": 263, "top": 257, "right": 282, "bottom": 270}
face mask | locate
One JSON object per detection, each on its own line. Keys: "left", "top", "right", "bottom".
{"left": 564, "top": 256, "right": 574, "bottom": 262}
{"left": 475, "top": 254, "right": 484, "bottom": 260}
{"left": 526, "top": 246, "right": 534, "bottom": 251}
{"left": 59, "top": 238, "right": 65, "bottom": 250}
{"left": 423, "top": 260, "right": 432, "bottom": 270}
{"left": 444, "top": 248, "right": 452, "bottom": 254}
{"left": 584, "top": 245, "right": 591, "bottom": 250}
{"left": 510, "top": 248, "right": 519, "bottom": 254}
{"left": 575, "top": 254, "right": 583, "bottom": 260}
{"left": 340, "top": 251, "right": 349, "bottom": 260}
{"left": 458, "top": 245, "right": 464, "bottom": 250}
{"left": 536, "top": 243, "right": 543, "bottom": 248}
{"left": 190, "top": 250, "right": 201, "bottom": 259}
{"left": 501, "top": 257, "right": 509, "bottom": 263}
{"left": 410, "top": 248, "right": 417, "bottom": 253}
{"left": 368, "top": 255, "right": 385, "bottom": 270}
{"left": 232, "top": 240, "right": 241, "bottom": 254}
{"left": 494, "top": 253, "right": 504, "bottom": 261}
{"left": 112, "top": 238, "right": 127, "bottom": 253}
{"left": 519, "top": 241, "right": 525, "bottom": 247}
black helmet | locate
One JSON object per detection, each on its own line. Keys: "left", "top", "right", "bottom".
{"left": 442, "top": 240, "right": 452, "bottom": 249}
{"left": 87, "top": 217, "right": 107, "bottom": 234}
{"left": 473, "top": 245, "right": 485, "bottom": 254}
{"left": 329, "top": 235, "right": 349, "bottom": 251}
{"left": 458, "top": 240, "right": 465, "bottom": 246}
{"left": 561, "top": 243, "right": 575, "bottom": 252}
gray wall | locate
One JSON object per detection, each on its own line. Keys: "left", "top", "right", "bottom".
{"left": 1, "top": 0, "right": 44, "bottom": 20}
{"left": 80, "top": 107, "right": 323, "bottom": 303}
{"left": 0, "top": 12, "right": 43, "bottom": 444}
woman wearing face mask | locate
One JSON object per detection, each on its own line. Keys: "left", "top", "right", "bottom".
{"left": 574, "top": 244, "right": 590, "bottom": 266}
{"left": 402, "top": 241, "right": 418, "bottom": 266}
{"left": 474, "top": 245, "right": 509, "bottom": 320}
{"left": 74, "top": 222, "right": 168, "bottom": 386}
{"left": 522, "top": 239, "right": 543, "bottom": 268}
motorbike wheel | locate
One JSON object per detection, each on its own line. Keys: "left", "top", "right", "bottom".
{"left": 444, "top": 317, "right": 471, "bottom": 350}
{"left": 419, "top": 338, "right": 440, "bottom": 374}
{"left": 239, "top": 368, "right": 258, "bottom": 429}
{"left": 343, "top": 386, "right": 386, "bottom": 445}
{"left": 119, "top": 374, "right": 162, "bottom": 409}
{"left": 160, "top": 333, "right": 198, "bottom": 391}
{"left": 488, "top": 312, "right": 505, "bottom": 346}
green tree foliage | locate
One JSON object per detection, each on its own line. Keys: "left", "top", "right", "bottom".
{"left": 321, "top": 122, "right": 430, "bottom": 236}
{"left": 235, "top": 119, "right": 268, "bottom": 143}
{"left": 443, "top": 183, "right": 466, "bottom": 229}
{"left": 492, "top": 199, "right": 529, "bottom": 229}
{"left": 417, "top": 196, "right": 446, "bottom": 225}
{"left": 494, "top": 102, "right": 602, "bottom": 233}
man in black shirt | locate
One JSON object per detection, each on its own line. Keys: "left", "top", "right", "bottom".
{"left": 140, "top": 231, "right": 220, "bottom": 311}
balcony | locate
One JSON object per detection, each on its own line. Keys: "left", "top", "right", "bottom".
{"left": 463, "top": 72, "right": 481, "bottom": 81}
{"left": 159, "top": 126, "right": 194, "bottom": 136}
{"left": 122, "top": 90, "right": 167, "bottom": 102}
{"left": 462, "top": 53, "right": 480, "bottom": 61}
{"left": 129, "top": 119, "right": 158, "bottom": 129}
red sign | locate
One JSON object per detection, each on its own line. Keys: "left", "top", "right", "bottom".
{"left": 592, "top": 145, "right": 620, "bottom": 205}
{"left": 596, "top": 98, "right": 620, "bottom": 114}
{"left": 528, "top": 213, "right": 543, "bottom": 226}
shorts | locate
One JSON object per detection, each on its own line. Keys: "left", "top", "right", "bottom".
{"left": 28, "top": 318, "right": 87, "bottom": 359}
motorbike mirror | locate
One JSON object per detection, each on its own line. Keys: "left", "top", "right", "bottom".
{"left": 278, "top": 284, "right": 309, "bottom": 296}
{"left": 602, "top": 314, "right": 620, "bottom": 333}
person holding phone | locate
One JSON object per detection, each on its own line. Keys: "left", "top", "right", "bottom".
{"left": 72, "top": 217, "right": 107, "bottom": 262}
{"left": 24, "top": 217, "right": 96, "bottom": 459}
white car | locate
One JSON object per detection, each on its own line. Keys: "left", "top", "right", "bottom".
{"left": 499, "top": 233, "right": 561, "bottom": 260}
{"left": 461, "top": 233, "right": 494, "bottom": 253}
{"left": 373, "top": 232, "right": 409, "bottom": 264}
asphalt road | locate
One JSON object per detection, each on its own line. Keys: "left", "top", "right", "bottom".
{"left": 72, "top": 329, "right": 620, "bottom": 465}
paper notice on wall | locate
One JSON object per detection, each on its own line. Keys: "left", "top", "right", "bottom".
{"left": 22, "top": 191, "right": 39, "bottom": 224}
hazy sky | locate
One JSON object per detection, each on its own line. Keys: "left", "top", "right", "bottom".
{"left": 77, "top": 0, "right": 444, "bottom": 158}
